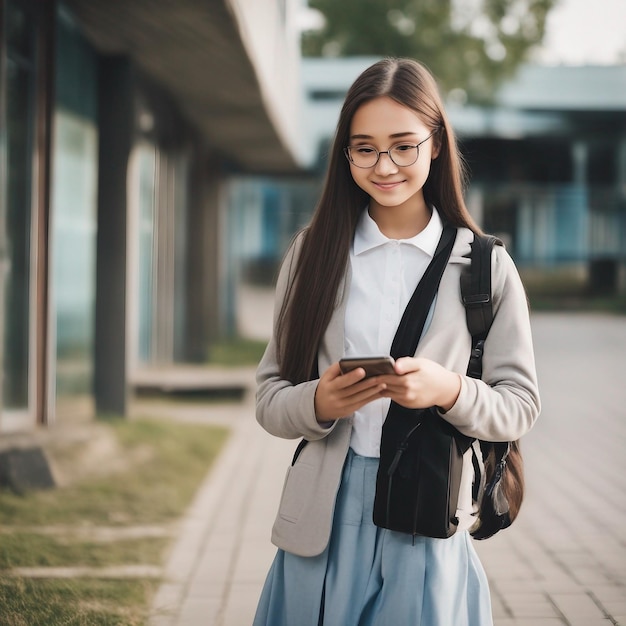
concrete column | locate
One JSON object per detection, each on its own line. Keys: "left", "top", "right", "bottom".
{"left": 571, "top": 139, "right": 589, "bottom": 262}
{"left": 466, "top": 186, "right": 484, "bottom": 229}
{"left": 94, "top": 57, "right": 134, "bottom": 415}
{"left": 617, "top": 138, "right": 626, "bottom": 294}
{"left": 572, "top": 140, "right": 588, "bottom": 186}
{"left": 617, "top": 137, "right": 626, "bottom": 191}
{"left": 184, "top": 144, "right": 223, "bottom": 362}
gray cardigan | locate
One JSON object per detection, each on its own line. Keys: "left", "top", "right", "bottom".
{"left": 256, "top": 226, "right": 540, "bottom": 557}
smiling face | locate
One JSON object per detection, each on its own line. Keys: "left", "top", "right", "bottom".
{"left": 347, "top": 96, "right": 439, "bottom": 230}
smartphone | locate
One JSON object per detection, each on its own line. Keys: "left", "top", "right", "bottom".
{"left": 339, "top": 356, "right": 396, "bottom": 378}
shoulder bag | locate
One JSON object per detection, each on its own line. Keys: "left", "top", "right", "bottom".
{"left": 373, "top": 231, "right": 523, "bottom": 540}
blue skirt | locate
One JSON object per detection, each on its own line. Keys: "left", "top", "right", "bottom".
{"left": 253, "top": 449, "right": 493, "bottom": 626}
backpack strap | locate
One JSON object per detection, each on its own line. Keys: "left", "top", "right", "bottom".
{"left": 463, "top": 235, "right": 503, "bottom": 485}
{"left": 390, "top": 223, "right": 457, "bottom": 360}
{"left": 462, "top": 234, "right": 518, "bottom": 539}
{"left": 460, "top": 234, "right": 501, "bottom": 379}
{"left": 292, "top": 224, "right": 457, "bottom": 470}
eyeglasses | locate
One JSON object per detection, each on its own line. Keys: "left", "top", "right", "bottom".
{"left": 344, "top": 129, "right": 438, "bottom": 169}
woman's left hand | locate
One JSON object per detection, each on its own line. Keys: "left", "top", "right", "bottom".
{"left": 380, "top": 357, "right": 461, "bottom": 412}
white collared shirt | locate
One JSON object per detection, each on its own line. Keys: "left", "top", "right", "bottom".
{"left": 345, "top": 206, "right": 444, "bottom": 457}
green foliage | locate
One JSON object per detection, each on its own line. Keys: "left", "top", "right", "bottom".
{"left": 302, "top": 0, "right": 556, "bottom": 101}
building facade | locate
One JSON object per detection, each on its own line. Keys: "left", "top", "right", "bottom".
{"left": 0, "top": 0, "right": 303, "bottom": 432}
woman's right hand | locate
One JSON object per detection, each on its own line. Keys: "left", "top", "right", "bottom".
{"left": 314, "top": 362, "right": 387, "bottom": 423}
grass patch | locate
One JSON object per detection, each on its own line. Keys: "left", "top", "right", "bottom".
{"left": 0, "top": 419, "right": 229, "bottom": 526}
{"left": 207, "top": 337, "right": 267, "bottom": 367}
{"left": 521, "top": 266, "right": 626, "bottom": 315}
{"left": 0, "top": 577, "right": 156, "bottom": 625}
{"left": 528, "top": 293, "right": 626, "bottom": 314}
{"left": 0, "top": 534, "right": 169, "bottom": 568}
{"left": 0, "top": 418, "right": 229, "bottom": 624}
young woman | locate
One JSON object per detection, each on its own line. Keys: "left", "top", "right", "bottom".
{"left": 253, "top": 58, "right": 540, "bottom": 626}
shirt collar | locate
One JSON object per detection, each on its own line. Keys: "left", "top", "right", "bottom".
{"left": 353, "top": 206, "right": 443, "bottom": 257}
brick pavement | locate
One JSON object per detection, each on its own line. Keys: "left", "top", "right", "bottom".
{"left": 150, "top": 312, "right": 626, "bottom": 626}
{"left": 475, "top": 312, "right": 626, "bottom": 626}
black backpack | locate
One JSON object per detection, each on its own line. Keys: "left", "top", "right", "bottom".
{"left": 462, "top": 234, "right": 524, "bottom": 540}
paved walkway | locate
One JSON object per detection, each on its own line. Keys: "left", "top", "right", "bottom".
{"left": 149, "top": 312, "right": 626, "bottom": 626}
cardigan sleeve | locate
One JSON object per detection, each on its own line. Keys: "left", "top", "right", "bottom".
{"left": 441, "top": 245, "right": 541, "bottom": 442}
{"left": 255, "top": 233, "right": 339, "bottom": 441}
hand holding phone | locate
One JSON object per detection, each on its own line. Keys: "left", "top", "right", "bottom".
{"left": 339, "top": 356, "right": 396, "bottom": 378}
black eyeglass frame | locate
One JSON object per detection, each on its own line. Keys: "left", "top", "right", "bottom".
{"left": 344, "top": 128, "right": 439, "bottom": 169}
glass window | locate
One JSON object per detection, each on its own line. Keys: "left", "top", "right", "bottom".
{"left": 50, "top": 10, "right": 98, "bottom": 420}
{"left": 50, "top": 110, "right": 98, "bottom": 417}
{"left": 2, "top": 1, "right": 36, "bottom": 411}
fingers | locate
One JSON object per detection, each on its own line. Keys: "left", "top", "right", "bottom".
{"left": 379, "top": 358, "right": 459, "bottom": 409}
{"left": 343, "top": 378, "right": 386, "bottom": 404}
{"left": 322, "top": 361, "right": 367, "bottom": 386}
{"left": 316, "top": 358, "right": 448, "bottom": 421}
{"left": 393, "top": 356, "right": 420, "bottom": 375}
{"left": 324, "top": 361, "right": 383, "bottom": 393}
{"left": 323, "top": 358, "right": 458, "bottom": 412}
{"left": 315, "top": 362, "right": 388, "bottom": 421}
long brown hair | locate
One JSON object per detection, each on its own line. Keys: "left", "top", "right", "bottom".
{"left": 277, "top": 58, "right": 482, "bottom": 384}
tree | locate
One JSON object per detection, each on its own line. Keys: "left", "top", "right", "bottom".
{"left": 302, "top": 0, "right": 556, "bottom": 102}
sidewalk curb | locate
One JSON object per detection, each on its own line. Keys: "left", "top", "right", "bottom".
{"left": 149, "top": 414, "right": 251, "bottom": 626}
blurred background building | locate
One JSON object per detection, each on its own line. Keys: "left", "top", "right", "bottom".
{"left": 300, "top": 58, "right": 626, "bottom": 277}
{"left": 1, "top": 0, "right": 625, "bottom": 435}
{"left": 0, "top": 0, "right": 303, "bottom": 432}
{"left": 233, "top": 58, "right": 626, "bottom": 337}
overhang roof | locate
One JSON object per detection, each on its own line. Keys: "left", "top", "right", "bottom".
{"left": 302, "top": 58, "right": 626, "bottom": 147}
{"left": 496, "top": 65, "right": 626, "bottom": 112}
{"left": 63, "top": 0, "right": 300, "bottom": 173}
